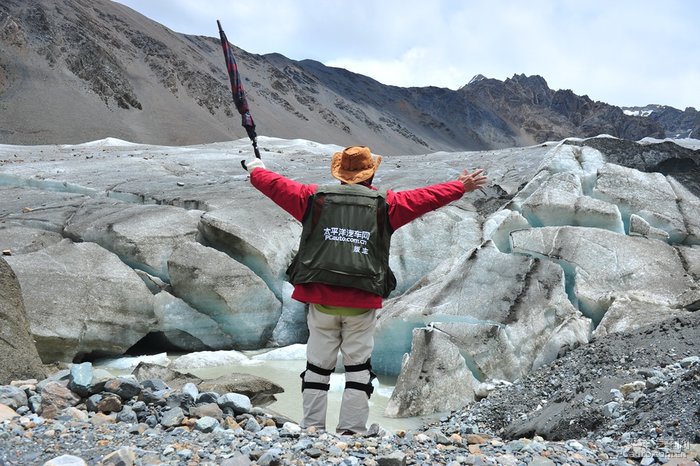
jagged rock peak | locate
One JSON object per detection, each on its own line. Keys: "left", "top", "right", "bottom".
{"left": 506, "top": 73, "right": 550, "bottom": 89}
{"left": 467, "top": 74, "right": 488, "bottom": 85}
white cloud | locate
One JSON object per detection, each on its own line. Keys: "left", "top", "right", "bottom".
{"left": 112, "top": 0, "right": 699, "bottom": 109}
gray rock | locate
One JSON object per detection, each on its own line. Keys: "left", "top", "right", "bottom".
{"left": 189, "top": 403, "right": 223, "bottom": 420}
{"left": 139, "top": 388, "right": 169, "bottom": 406}
{"left": 37, "top": 370, "right": 70, "bottom": 392}
{"left": 0, "top": 257, "right": 46, "bottom": 384}
{"left": 99, "top": 446, "right": 136, "bottom": 466}
{"left": 68, "top": 362, "right": 93, "bottom": 397}
{"left": 4, "top": 239, "right": 156, "bottom": 362}
{"left": 103, "top": 377, "right": 141, "bottom": 400}
{"left": 637, "top": 368, "right": 664, "bottom": 379}
{"left": 140, "top": 379, "right": 169, "bottom": 392}
{"left": 217, "top": 393, "right": 252, "bottom": 414}
{"left": 86, "top": 393, "right": 122, "bottom": 414}
{"left": 385, "top": 327, "right": 478, "bottom": 417}
{"left": 181, "top": 382, "right": 198, "bottom": 401}
{"left": 193, "top": 415, "right": 219, "bottom": 433}
{"left": 243, "top": 416, "right": 261, "bottom": 432}
{"left": 0, "top": 385, "right": 28, "bottom": 410}
{"left": 220, "top": 454, "right": 253, "bottom": 466}
{"left": 377, "top": 451, "right": 407, "bottom": 466}
{"left": 164, "top": 392, "right": 194, "bottom": 410}
{"left": 88, "top": 369, "right": 113, "bottom": 395}
{"left": 196, "top": 392, "right": 220, "bottom": 405}
{"left": 257, "top": 447, "right": 282, "bottom": 466}
{"left": 116, "top": 405, "right": 138, "bottom": 424}
{"left": 130, "top": 401, "right": 147, "bottom": 412}
{"left": 528, "top": 456, "right": 556, "bottom": 466}
{"left": 159, "top": 407, "right": 185, "bottom": 427}
{"left": 680, "top": 356, "right": 700, "bottom": 368}
{"left": 645, "top": 376, "right": 665, "bottom": 390}
{"left": 28, "top": 394, "right": 42, "bottom": 413}
{"left": 198, "top": 374, "right": 283, "bottom": 407}
{"left": 602, "top": 401, "right": 621, "bottom": 418}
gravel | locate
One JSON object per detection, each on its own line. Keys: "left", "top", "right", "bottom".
{"left": 1, "top": 314, "right": 699, "bottom": 465}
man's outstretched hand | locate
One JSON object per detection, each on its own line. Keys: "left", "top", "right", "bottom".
{"left": 458, "top": 169, "right": 488, "bottom": 192}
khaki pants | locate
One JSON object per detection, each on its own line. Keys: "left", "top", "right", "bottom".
{"left": 301, "top": 304, "right": 377, "bottom": 433}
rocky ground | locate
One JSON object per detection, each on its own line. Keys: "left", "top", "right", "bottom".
{"left": 1, "top": 313, "right": 700, "bottom": 466}
{"left": 462, "top": 312, "right": 700, "bottom": 441}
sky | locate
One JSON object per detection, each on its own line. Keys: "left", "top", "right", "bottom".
{"left": 112, "top": 0, "right": 699, "bottom": 110}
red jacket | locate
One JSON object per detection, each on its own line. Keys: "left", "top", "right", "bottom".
{"left": 250, "top": 167, "right": 466, "bottom": 308}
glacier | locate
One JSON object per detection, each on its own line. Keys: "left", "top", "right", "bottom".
{"left": 2, "top": 135, "right": 699, "bottom": 418}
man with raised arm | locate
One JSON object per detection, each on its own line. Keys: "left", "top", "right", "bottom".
{"left": 246, "top": 145, "right": 487, "bottom": 435}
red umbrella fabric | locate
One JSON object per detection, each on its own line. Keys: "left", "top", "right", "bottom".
{"left": 217, "top": 20, "right": 260, "bottom": 159}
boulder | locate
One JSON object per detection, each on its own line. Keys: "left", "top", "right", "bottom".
{"left": 198, "top": 373, "right": 284, "bottom": 407}
{"left": 0, "top": 403, "right": 18, "bottom": 422}
{"left": 40, "top": 381, "right": 80, "bottom": 418}
{"left": 385, "top": 327, "right": 479, "bottom": 417}
{"left": 4, "top": 239, "right": 156, "bottom": 362}
{"left": 0, "top": 257, "right": 46, "bottom": 383}
{"left": 68, "top": 362, "right": 93, "bottom": 397}
{"left": 130, "top": 362, "right": 201, "bottom": 389}
{"left": 0, "top": 385, "right": 28, "bottom": 410}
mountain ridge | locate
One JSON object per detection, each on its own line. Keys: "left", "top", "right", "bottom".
{"left": 0, "top": 0, "right": 694, "bottom": 155}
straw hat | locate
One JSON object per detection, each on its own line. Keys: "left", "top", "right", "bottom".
{"left": 330, "top": 146, "right": 382, "bottom": 184}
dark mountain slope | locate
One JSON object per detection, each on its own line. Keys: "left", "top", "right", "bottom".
{"left": 0, "top": 0, "right": 675, "bottom": 155}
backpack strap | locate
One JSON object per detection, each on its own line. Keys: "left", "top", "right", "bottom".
{"left": 311, "top": 194, "right": 325, "bottom": 228}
